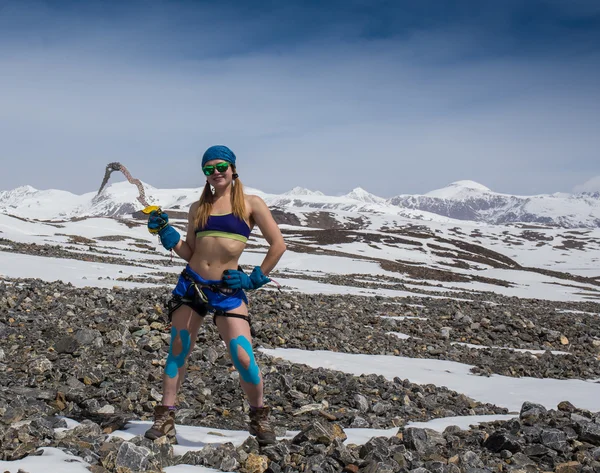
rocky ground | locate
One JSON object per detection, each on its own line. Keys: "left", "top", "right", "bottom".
{"left": 1, "top": 277, "right": 600, "bottom": 472}
{"left": 0, "top": 238, "right": 175, "bottom": 269}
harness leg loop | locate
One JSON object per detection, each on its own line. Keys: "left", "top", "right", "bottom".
{"left": 213, "top": 311, "right": 256, "bottom": 338}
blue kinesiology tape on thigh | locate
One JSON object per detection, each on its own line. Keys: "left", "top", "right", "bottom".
{"left": 165, "top": 327, "right": 191, "bottom": 378}
{"left": 229, "top": 335, "right": 260, "bottom": 385}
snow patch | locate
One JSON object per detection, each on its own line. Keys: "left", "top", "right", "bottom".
{"left": 262, "top": 348, "right": 600, "bottom": 412}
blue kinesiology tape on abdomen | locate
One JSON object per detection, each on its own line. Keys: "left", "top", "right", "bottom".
{"left": 165, "top": 327, "right": 191, "bottom": 378}
{"left": 229, "top": 335, "right": 260, "bottom": 385}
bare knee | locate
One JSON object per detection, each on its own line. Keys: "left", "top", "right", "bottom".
{"left": 171, "top": 336, "right": 184, "bottom": 357}
{"left": 165, "top": 327, "right": 192, "bottom": 379}
{"left": 236, "top": 345, "right": 251, "bottom": 369}
{"left": 228, "top": 335, "right": 260, "bottom": 385}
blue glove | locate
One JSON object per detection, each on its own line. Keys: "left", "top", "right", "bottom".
{"left": 147, "top": 211, "right": 169, "bottom": 234}
{"left": 222, "top": 266, "right": 270, "bottom": 290}
{"left": 148, "top": 211, "right": 180, "bottom": 250}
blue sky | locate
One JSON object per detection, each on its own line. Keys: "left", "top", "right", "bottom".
{"left": 0, "top": 0, "right": 599, "bottom": 197}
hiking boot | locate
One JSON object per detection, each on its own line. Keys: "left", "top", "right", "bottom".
{"left": 145, "top": 405, "right": 177, "bottom": 443}
{"left": 248, "top": 406, "right": 276, "bottom": 445}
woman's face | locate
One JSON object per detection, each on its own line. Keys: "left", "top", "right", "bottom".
{"left": 203, "top": 159, "right": 233, "bottom": 189}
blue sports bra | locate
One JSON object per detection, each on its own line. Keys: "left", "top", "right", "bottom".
{"left": 196, "top": 213, "right": 251, "bottom": 243}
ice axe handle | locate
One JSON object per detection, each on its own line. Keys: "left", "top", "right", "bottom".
{"left": 142, "top": 205, "right": 162, "bottom": 215}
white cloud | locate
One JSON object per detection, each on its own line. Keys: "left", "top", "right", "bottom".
{"left": 573, "top": 176, "right": 600, "bottom": 193}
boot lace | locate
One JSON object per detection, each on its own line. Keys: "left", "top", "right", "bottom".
{"left": 252, "top": 411, "right": 273, "bottom": 433}
{"left": 152, "top": 410, "right": 171, "bottom": 430}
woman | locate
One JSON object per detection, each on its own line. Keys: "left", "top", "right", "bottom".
{"left": 144, "top": 145, "right": 286, "bottom": 445}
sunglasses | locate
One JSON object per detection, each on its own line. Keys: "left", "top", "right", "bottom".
{"left": 202, "top": 162, "right": 230, "bottom": 176}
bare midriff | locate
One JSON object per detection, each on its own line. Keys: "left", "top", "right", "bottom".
{"left": 188, "top": 236, "right": 247, "bottom": 280}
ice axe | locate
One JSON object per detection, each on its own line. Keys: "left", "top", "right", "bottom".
{"left": 97, "top": 162, "right": 163, "bottom": 234}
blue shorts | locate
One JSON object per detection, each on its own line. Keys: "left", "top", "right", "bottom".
{"left": 171, "top": 265, "right": 248, "bottom": 315}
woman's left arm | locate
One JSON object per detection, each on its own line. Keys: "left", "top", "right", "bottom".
{"left": 249, "top": 195, "right": 286, "bottom": 275}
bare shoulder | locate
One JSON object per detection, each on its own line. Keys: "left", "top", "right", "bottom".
{"left": 187, "top": 201, "right": 200, "bottom": 219}
{"left": 246, "top": 194, "right": 269, "bottom": 213}
{"left": 246, "top": 193, "right": 265, "bottom": 205}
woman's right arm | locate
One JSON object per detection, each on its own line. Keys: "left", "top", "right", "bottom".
{"left": 172, "top": 202, "right": 197, "bottom": 262}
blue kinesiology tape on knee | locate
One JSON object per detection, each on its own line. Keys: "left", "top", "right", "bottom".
{"left": 165, "top": 327, "right": 191, "bottom": 378}
{"left": 229, "top": 335, "right": 260, "bottom": 385}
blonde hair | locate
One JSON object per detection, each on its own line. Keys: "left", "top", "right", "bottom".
{"left": 194, "top": 165, "right": 246, "bottom": 229}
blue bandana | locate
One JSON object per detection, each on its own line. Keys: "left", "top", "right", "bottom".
{"left": 202, "top": 145, "right": 237, "bottom": 167}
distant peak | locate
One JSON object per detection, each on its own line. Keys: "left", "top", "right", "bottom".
{"left": 0, "top": 185, "right": 38, "bottom": 197}
{"left": 343, "top": 187, "right": 385, "bottom": 203}
{"left": 284, "top": 186, "right": 324, "bottom": 196}
{"left": 348, "top": 187, "right": 369, "bottom": 194}
{"left": 424, "top": 180, "right": 493, "bottom": 199}
{"left": 448, "top": 180, "right": 491, "bottom": 192}
{"left": 13, "top": 185, "right": 38, "bottom": 193}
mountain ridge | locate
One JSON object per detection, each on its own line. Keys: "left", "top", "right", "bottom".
{"left": 390, "top": 181, "right": 600, "bottom": 228}
{"left": 1, "top": 179, "right": 599, "bottom": 228}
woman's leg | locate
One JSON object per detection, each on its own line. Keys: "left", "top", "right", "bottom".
{"left": 162, "top": 304, "right": 204, "bottom": 406}
{"left": 215, "top": 303, "right": 276, "bottom": 445}
{"left": 214, "top": 304, "right": 264, "bottom": 407}
{"left": 146, "top": 303, "right": 204, "bottom": 441}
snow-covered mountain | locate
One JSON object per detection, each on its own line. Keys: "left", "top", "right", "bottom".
{"left": 389, "top": 180, "right": 600, "bottom": 228}
{"left": 342, "top": 187, "right": 387, "bottom": 204}
{"left": 283, "top": 187, "right": 324, "bottom": 196}
{"left": 1, "top": 179, "right": 600, "bottom": 228}
{"left": 0, "top": 181, "right": 443, "bottom": 223}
